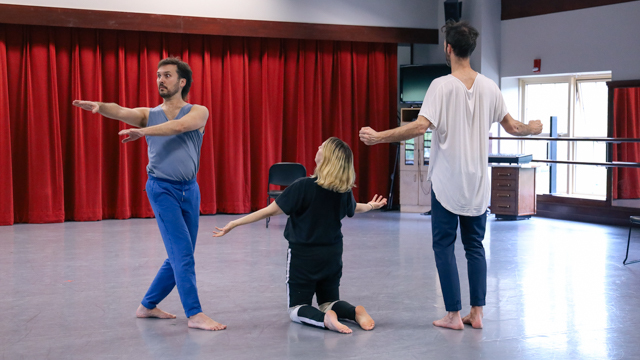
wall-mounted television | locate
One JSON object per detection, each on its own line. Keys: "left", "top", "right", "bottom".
{"left": 400, "top": 64, "right": 451, "bottom": 104}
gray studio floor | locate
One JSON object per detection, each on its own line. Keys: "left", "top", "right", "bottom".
{"left": 1, "top": 211, "right": 639, "bottom": 360}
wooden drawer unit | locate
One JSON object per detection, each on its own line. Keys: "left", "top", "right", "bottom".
{"left": 493, "top": 168, "right": 518, "bottom": 179}
{"left": 491, "top": 190, "right": 517, "bottom": 215}
{"left": 489, "top": 166, "right": 536, "bottom": 220}
{"left": 493, "top": 179, "right": 517, "bottom": 190}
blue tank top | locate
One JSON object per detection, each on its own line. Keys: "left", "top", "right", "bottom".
{"left": 145, "top": 104, "right": 204, "bottom": 182}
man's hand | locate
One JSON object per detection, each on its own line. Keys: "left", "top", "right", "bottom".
{"left": 118, "top": 128, "right": 145, "bottom": 143}
{"left": 368, "top": 194, "right": 388, "bottom": 210}
{"left": 501, "top": 114, "right": 544, "bottom": 136}
{"left": 528, "top": 120, "right": 543, "bottom": 135}
{"left": 72, "top": 100, "right": 100, "bottom": 114}
{"left": 212, "top": 222, "right": 236, "bottom": 237}
{"left": 359, "top": 127, "right": 381, "bottom": 146}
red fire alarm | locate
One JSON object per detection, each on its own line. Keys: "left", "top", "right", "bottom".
{"left": 533, "top": 59, "right": 541, "bottom": 73}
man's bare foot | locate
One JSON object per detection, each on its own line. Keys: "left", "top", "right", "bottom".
{"left": 136, "top": 304, "right": 176, "bottom": 319}
{"left": 188, "top": 312, "right": 227, "bottom": 331}
{"left": 354, "top": 305, "right": 375, "bottom": 330}
{"left": 433, "top": 311, "right": 464, "bottom": 330}
{"left": 324, "top": 310, "right": 352, "bottom": 334}
{"left": 462, "top": 306, "right": 483, "bottom": 329}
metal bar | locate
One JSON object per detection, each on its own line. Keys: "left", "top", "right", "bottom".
{"left": 530, "top": 159, "right": 640, "bottom": 168}
{"left": 549, "top": 116, "right": 557, "bottom": 194}
{"left": 490, "top": 137, "right": 640, "bottom": 143}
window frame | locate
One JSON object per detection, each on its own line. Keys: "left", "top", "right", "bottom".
{"left": 517, "top": 73, "right": 611, "bottom": 197}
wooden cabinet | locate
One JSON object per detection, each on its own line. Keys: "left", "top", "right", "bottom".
{"left": 489, "top": 166, "right": 536, "bottom": 220}
{"left": 399, "top": 108, "right": 431, "bottom": 213}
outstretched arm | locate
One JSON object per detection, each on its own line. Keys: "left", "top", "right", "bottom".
{"left": 500, "top": 113, "right": 543, "bottom": 136}
{"left": 360, "top": 116, "right": 432, "bottom": 145}
{"left": 118, "top": 105, "right": 209, "bottom": 143}
{"left": 72, "top": 100, "right": 149, "bottom": 128}
{"left": 213, "top": 201, "right": 284, "bottom": 237}
{"left": 354, "top": 194, "right": 388, "bottom": 214}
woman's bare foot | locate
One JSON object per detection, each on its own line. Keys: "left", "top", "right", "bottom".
{"left": 136, "top": 304, "right": 176, "bottom": 319}
{"left": 188, "top": 312, "right": 227, "bottom": 331}
{"left": 324, "top": 310, "right": 352, "bottom": 334}
{"left": 462, "top": 306, "right": 483, "bottom": 329}
{"left": 433, "top": 311, "right": 464, "bottom": 330}
{"left": 354, "top": 305, "right": 375, "bottom": 330}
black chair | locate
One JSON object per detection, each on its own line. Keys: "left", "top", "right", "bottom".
{"left": 266, "top": 162, "right": 306, "bottom": 228}
{"left": 624, "top": 216, "right": 640, "bottom": 265}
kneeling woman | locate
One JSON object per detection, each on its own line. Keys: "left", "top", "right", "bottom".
{"left": 213, "top": 137, "right": 386, "bottom": 334}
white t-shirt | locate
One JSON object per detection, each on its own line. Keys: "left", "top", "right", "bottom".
{"left": 419, "top": 73, "right": 508, "bottom": 216}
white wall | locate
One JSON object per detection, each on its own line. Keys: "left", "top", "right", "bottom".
{"left": 0, "top": 0, "right": 439, "bottom": 28}
{"left": 467, "top": 0, "right": 501, "bottom": 85}
{"left": 412, "top": 1, "right": 445, "bottom": 65}
{"left": 7, "top": 0, "right": 637, "bottom": 81}
{"left": 410, "top": 0, "right": 502, "bottom": 85}
{"left": 501, "top": 1, "right": 640, "bottom": 81}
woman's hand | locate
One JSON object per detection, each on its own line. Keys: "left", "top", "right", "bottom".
{"left": 367, "top": 194, "right": 388, "bottom": 210}
{"left": 212, "top": 222, "right": 235, "bottom": 237}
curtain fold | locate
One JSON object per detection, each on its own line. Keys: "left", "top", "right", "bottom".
{"left": 0, "top": 23, "right": 396, "bottom": 225}
{"left": 7, "top": 26, "right": 65, "bottom": 223}
{"left": 612, "top": 87, "right": 640, "bottom": 199}
{"left": 0, "top": 26, "right": 13, "bottom": 225}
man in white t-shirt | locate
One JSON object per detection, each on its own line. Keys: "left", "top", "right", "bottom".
{"left": 359, "top": 20, "right": 542, "bottom": 330}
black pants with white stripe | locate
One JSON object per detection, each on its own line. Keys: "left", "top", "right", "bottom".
{"left": 286, "top": 243, "right": 357, "bottom": 328}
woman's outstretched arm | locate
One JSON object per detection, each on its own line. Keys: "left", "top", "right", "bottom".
{"left": 213, "top": 201, "right": 284, "bottom": 237}
{"left": 354, "top": 194, "right": 387, "bottom": 214}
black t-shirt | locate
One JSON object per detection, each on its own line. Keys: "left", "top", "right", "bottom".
{"left": 275, "top": 177, "right": 356, "bottom": 246}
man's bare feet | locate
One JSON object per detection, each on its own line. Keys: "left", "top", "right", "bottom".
{"left": 324, "top": 310, "right": 352, "bottom": 334}
{"left": 433, "top": 311, "right": 464, "bottom": 330}
{"left": 462, "top": 306, "right": 483, "bottom": 329}
{"left": 188, "top": 312, "right": 227, "bottom": 331}
{"left": 354, "top": 305, "right": 375, "bottom": 330}
{"left": 136, "top": 304, "right": 176, "bottom": 319}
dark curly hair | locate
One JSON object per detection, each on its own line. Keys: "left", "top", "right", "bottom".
{"left": 158, "top": 57, "right": 193, "bottom": 101}
{"left": 441, "top": 20, "right": 479, "bottom": 59}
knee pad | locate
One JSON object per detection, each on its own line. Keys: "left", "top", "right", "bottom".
{"left": 288, "top": 305, "right": 303, "bottom": 323}
{"left": 318, "top": 300, "right": 339, "bottom": 313}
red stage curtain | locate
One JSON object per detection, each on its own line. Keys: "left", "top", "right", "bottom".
{"left": 0, "top": 24, "right": 396, "bottom": 225}
{"left": 0, "top": 26, "right": 13, "bottom": 225}
{"left": 612, "top": 87, "right": 640, "bottom": 199}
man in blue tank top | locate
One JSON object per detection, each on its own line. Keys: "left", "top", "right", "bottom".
{"left": 73, "top": 58, "right": 225, "bottom": 331}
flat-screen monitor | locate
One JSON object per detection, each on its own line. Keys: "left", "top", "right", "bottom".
{"left": 400, "top": 64, "right": 451, "bottom": 104}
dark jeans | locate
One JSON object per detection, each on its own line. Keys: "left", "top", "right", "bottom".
{"left": 431, "top": 190, "right": 487, "bottom": 312}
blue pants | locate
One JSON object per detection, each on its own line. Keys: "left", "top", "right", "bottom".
{"left": 431, "top": 190, "right": 487, "bottom": 312}
{"left": 141, "top": 175, "right": 202, "bottom": 318}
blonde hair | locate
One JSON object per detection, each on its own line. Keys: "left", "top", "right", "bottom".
{"left": 312, "top": 137, "right": 356, "bottom": 193}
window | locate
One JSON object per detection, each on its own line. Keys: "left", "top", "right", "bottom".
{"left": 405, "top": 138, "right": 415, "bottom": 165}
{"left": 510, "top": 73, "right": 610, "bottom": 198}
{"left": 423, "top": 131, "right": 432, "bottom": 164}
{"left": 573, "top": 80, "right": 608, "bottom": 196}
